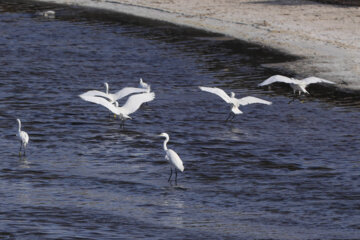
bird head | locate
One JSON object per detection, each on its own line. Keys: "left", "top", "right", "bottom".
{"left": 230, "top": 92, "right": 235, "bottom": 98}
{"left": 159, "top": 132, "right": 169, "bottom": 138}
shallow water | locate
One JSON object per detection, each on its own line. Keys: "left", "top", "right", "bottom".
{"left": 0, "top": 1, "right": 359, "bottom": 239}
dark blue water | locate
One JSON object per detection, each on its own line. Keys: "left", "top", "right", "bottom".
{"left": 1, "top": 1, "right": 359, "bottom": 239}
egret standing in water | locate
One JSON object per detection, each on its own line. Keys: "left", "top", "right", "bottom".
{"left": 159, "top": 133, "right": 184, "bottom": 183}
{"left": 199, "top": 86, "right": 272, "bottom": 121}
{"left": 79, "top": 92, "right": 155, "bottom": 128}
{"left": 139, "top": 78, "right": 150, "bottom": 91}
{"left": 16, "top": 119, "right": 29, "bottom": 156}
{"left": 258, "top": 75, "right": 336, "bottom": 103}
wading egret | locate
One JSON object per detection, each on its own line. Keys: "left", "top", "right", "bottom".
{"left": 159, "top": 133, "right": 184, "bottom": 183}
{"left": 36, "top": 10, "right": 55, "bottom": 18}
{"left": 79, "top": 92, "right": 155, "bottom": 128}
{"left": 139, "top": 78, "right": 150, "bottom": 91}
{"left": 81, "top": 82, "right": 149, "bottom": 104}
{"left": 199, "top": 86, "right": 272, "bottom": 121}
{"left": 258, "top": 75, "right": 335, "bottom": 102}
{"left": 16, "top": 119, "right": 29, "bottom": 156}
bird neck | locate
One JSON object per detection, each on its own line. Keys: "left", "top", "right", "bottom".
{"left": 17, "top": 120, "right": 21, "bottom": 133}
{"left": 105, "top": 83, "right": 109, "bottom": 94}
{"left": 163, "top": 136, "right": 169, "bottom": 151}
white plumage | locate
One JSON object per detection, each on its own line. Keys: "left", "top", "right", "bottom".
{"left": 258, "top": 75, "right": 335, "bottom": 95}
{"left": 16, "top": 119, "right": 29, "bottom": 156}
{"left": 199, "top": 86, "right": 271, "bottom": 120}
{"left": 139, "top": 78, "right": 150, "bottom": 91}
{"left": 159, "top": 133, "right": 184, "bottom": 182}
{"left": 79, "top": 92, "right": 155, "bottom": 127}
{"left": 81, "top": 82, "right": 149, "bottom": 104}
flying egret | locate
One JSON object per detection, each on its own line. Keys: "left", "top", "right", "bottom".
{"left": 79, "top": 92, "right": 155, "bottom": 128}
{"left": 139, "top": 78, "right": 150, "bottom": 92}
{"left": 199, "top": 86, "right": 272, "bottom": 121}
{"left": 258, "top": 75, "right": 336, "bottom": 102}
{"left": 81, "top": 82, "right": 149, "bottom": 104}
{"left": 16, "top": 119, "right": 29, "bottom": 156}
{"left": 159, "top": 133, "right": 184, "bottom": 183}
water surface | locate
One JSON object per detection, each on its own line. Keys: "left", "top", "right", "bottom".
{"left": 0, "top": 1, "right": 359, "bottom": 239}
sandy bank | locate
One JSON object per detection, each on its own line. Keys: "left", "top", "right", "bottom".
{"left": 31, "top": 0, "right": 360, "bottom": 91}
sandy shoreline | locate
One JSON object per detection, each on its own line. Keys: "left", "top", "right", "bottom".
{"left": 31, "top": 0, "right": 360, "bottom": 91}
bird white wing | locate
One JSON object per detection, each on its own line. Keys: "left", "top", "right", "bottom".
{"left": 79, "top": 93, "right": 120, "bottom": 114}
{"left": 199, "top": 86, "right": 231, "bottom": 103}
{"left": 80, "top": 90, "right": 113, "bottom": 102}
{"left": 302, "top": 77, "right": 336, "bottom": 85}
{"left": 20, "top": 131, "right": 29, "bottom": 145}
{"left": 166, "top": 149, "right": 184, "bottom": 172}
{"left": 236, "top": 96, "right": 272, "bottom": 106}
{"left": 122, "top": 92, "right": 155, "bottom": 115}
{"left": 112, "top": 87, "right": 148, "bottom": 101}
{"left": 258, "top": 75, "right": 295, "bottom": 86}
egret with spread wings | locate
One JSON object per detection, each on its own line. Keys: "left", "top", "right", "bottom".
{"left": 82, "top": 82, "right": 149, "bottom": 104}
{"left": 258, "top": 75, "right": 335, "bottom": 102}
{"left": 79, "top": 92, "right": 155, "bottom": 128}
{"left": 199, "top": 86, "right": 272, "bottom": 121}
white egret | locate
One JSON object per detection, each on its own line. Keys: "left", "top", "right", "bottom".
{"left": 79, "top": 92, "right": 155, "bottom": 128}
{"left": 258, "top": 75, "right": 335, "bottom": 102}
{"left": 139, "top": 78, "right": 150, "bottom": 92}
{"left": 16, "top": 119, "right": 29, "bottom": 156}
{"left": 199, "top": 86, "right": 272, "bottom": 121}
{"left": 159, "top": 133, "right": 184, "bottom": 183}
{"left": 36, "top": 10, "right": 55, "bottom": 18}
{"left": 81, "top": 82, "right": 149, "bottom": 104}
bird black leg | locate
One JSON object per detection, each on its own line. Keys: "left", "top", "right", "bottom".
{"left": 168, "top": 168, "right": 173, "bottom": 182}
{"left": 288, "top": 95, "right": 297, "bottom": 104}
{"left": 19, "top": 142, "right": 22, "bottom": 156}
{"left": 175, "top": 169, "right": 178, "bottom": 184}
{"left": 225, "top": 112, "right": 233, "bottom": 122}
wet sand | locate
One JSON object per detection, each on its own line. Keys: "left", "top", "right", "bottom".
{"left": 32, "top": 0, "right": 360, "bottom": 90}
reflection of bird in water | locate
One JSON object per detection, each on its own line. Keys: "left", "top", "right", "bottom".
{"left": 16, "top": 119, "right": 29, "bottom": 156}
{"left": 258, "top": 75, "right": 335, "bottom": 103}
{"left": 199, "top": 86, "right": 272, "bottom": 121}
{"left": 159, "top": 133, "right": 184, "bottom": 183}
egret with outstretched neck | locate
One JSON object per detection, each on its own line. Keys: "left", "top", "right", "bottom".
{"left": 16, "top": 119, "right": 29, "bottom": 156}
{"left": 159, "top": 133, "right": 184, "bottom": 183}
{"left": 199, "top": 86, "right": 272, "bottom": 121}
